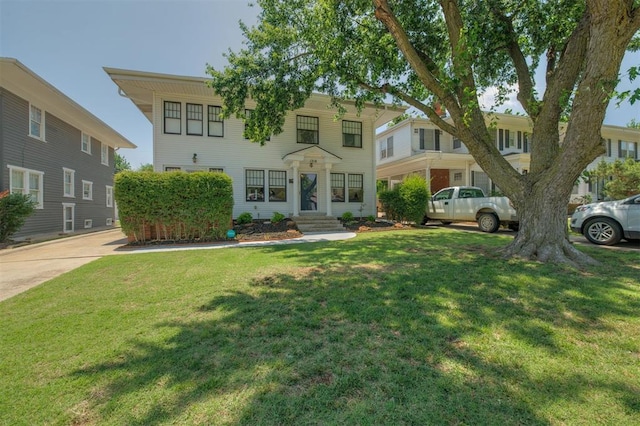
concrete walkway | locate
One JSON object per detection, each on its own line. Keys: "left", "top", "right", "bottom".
{"left": 0, "top": 228, "right": 356, "bottom": 302}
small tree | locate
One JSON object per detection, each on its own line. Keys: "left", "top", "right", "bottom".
{"left": 114, "top": 153, "right": 131, "bottom": 174}
{"left": 138, "top": 163, "right": 154, "bottom": 172}
{"left": 594, "top": 158, "right": 640, "bottom": 200}
{"left": 0, "top": 191, "right": 37, "bottom": 242}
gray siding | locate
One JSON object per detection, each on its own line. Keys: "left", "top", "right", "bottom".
{"left": 0, "top": 88, "right": 115, "bottom": 238}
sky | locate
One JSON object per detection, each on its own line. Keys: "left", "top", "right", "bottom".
{"left": 1, "top": 0, "right": 638, "bottom": 169}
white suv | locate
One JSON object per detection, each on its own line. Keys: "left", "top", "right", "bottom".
{"left": 570, "top": 194, "right": 640, "bottom": 245}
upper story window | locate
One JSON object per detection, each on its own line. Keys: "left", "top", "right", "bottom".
{"left": 500, "top": 129, "right": 515, "bottom": 149}
{"left": 9, "top": 165, "right": 44, "bottom": 209}
{"left": 82, "top": 180, "right": 93, "bottom": 200}
{"left": 208, "top": 105, "right": 224, "bottom": 137}
{"left": 419, "top": 128, "right": 440, "bottom": 150}
{"left": 164, "top": 101, "right": 181, "bottom": 134}
{"left": 297, "top": 115, "right": 319, "bottom": 144}
{"left": 606, "top": 139, "right": 612, "bottom": 157}
{"left": 619, "top": 140, "right": 638, "bottom": 159}
{"left": 342, "top": 121, "right": 362, "bottom": 148}
{"left": 453, "top": 138, "right": 463, "bottom": 149}
{"left": 63, "top": 168, "right": 75, "bottom": 198}
{"left": 244, "top": 109, "right": 270, "bottom": 141}
{"left": 29, "top": 104, "right": 45, "bottom": 140}
{"left": 101, "top": 142, "right": 109, "bottom": 166}
{"left": 81, "top": 133, "right": 91, "bottom": 154}
{"left": 380, "top": 136, "right": 393, "bottom": 159}
{"left": 186, "top": 103, "right": 203, "bottom": 136}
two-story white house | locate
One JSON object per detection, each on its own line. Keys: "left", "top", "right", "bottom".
{"left": 376, "top": 113, "right": 639, "bottom": 200}
{"left": 105, "top": 67, "right": 405, "bottom": 224}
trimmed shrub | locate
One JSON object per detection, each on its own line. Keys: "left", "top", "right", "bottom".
{"left": 366, "top": 215, "right": 376, "bottom": 222}
{"left": 115, "top": 171, "right": 233, "bottom": 243}
{"left": 271, "top": 211, "right": 285, "bottom": 224}
{"left": 237, "top": 212, "right": 253, "bottom": 225}
{"left": 378, "top": 175, "right": 430, "bottom": 223}
{"left": 0, "top": 190, "right": 37, "bottom": 242}
{"left": 341, "top": 211, "right": 354, "bottom": 222}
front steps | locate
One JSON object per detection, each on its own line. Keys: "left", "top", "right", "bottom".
{"left": 293, "top": 214, "right": 346, "bottom": 233}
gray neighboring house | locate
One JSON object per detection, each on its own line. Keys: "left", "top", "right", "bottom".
{"left": 0, "top": 58, "right": 136, "bottom": 239}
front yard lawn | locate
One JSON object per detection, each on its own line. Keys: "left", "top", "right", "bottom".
{"left": 1, "top": 229, "right": 639, "bottom": 425}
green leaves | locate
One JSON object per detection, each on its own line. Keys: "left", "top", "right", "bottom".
{"left": 114, "top": 171, "right": 234, "bottom": 243}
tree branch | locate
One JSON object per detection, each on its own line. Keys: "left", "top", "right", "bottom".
{"left": 372, "top": 0, "right": 462, "bottom": 120}
{"left": 357, "top": 81, "right": 459, "bottom": 136}
{"left": 489, "top": 5, "right": 538, "bottom": 117}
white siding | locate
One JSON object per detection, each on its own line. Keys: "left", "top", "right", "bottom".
{"left": 152, "top": 93, "right": 379, "bottom": 218}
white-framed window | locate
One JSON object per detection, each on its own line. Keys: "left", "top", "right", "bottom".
{"left": 106, "top": 185, "right": 113, "bottom": 208}
{"left": 208, "top": 105, "right": 224, "bottom": 137}
{"left": 296, "top": 115, "right": 319, "bottom": 144}
{"left": 164, "top": 101, "right": 181, "bottom": 134}
{"left": 187, "top": 103, "right": 203, "bottom": 136}
{"left": 381, "top": 136, "right": 393, "bottom": 159}
{"left": 419, "top": 128, "right": 440, "bottom": 150}
{"left": 84, "top": 219, "right": 93, "bottom": 229}
{"left": 348, "top": 174, "right": 363, "bottom": 203}
{"left": 63, "top": 168, "right": 75, "bottom": 198}
{"left": 619, "top": 140, "right": 638, "bottom": 159}
{"left": 82, "top": 180, "right": 93, "bottom": 200}
{"left": 29, "top": 103, "right": 45, "bottom": 140}
{"left": 268, "top": 170, "right": 287, "bottom": 202}
{"left": 101, "top": 142, "right": 109, "bottom": 166}
{"left": 454, "top": 172, "right": 463, "bottom": 182}
{"left": 62, "top": 203, "right": 75, "bottom": 233}
{"left": 246, "top": 169, "right": 265, "bottom": 201}
{"left": 165, "top": 166, "right": 181, "bottom": 172}
{"left": 331, "top": 173, "right": 345, "bottom": 202}
{"left": 8, "top": 165, "right": 44, "bottom": 209}
{"left": 342, "top": 120, "right": 362, "bottom": 148}
{"left": 81, "top": 132, "right": 91, "bottom": 154}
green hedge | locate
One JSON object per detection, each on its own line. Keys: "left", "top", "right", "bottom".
{"left": 115, "top": 171, "right": 234, "bottom": 243}
{"left": 378, "top": 175, "right": 430, "bottom": 224}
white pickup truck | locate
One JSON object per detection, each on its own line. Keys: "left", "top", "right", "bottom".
{"left": 424, "top": 186, "right": 519, "bottom": 232}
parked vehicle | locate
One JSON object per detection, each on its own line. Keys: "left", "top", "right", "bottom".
{"left": 570, "top": 194, "right": 640, "bottom": 245}
{"left": 423, "top": 186, "right": 518, "bottom": 233}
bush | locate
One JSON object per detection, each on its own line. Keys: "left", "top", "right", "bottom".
{"left": 379, "top": 175, "right": 430, "bottom": 223}
{"left": 366, "top": 215, "right": 376, "bottom": 222}
{"left": 115, "top": 171, "right": 234, "bottom": 243}
{"left": 237, "top": 212, "right": 253, "bottom": 225}
{"left": 271, "top": 211, "right": 285, "bottom": 224}
{"left": 0, "top": 190, "right": 37, "bottom": 242}
{"left": 341, "top": 211, "right": 354, "bottom": 222}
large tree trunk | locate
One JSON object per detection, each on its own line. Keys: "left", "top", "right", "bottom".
{"left": 502, "top": 182, "right": 597, "bottom": 267}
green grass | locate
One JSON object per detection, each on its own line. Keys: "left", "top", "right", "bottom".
{"left": 1, "top": 229, "right": 639, "bottom": 425}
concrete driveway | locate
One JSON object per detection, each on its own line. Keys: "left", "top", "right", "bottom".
{"left": 0, "top": 228, "right": 128, "bottom": 302}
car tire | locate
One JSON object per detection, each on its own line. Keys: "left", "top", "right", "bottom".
{"left": 508, "top": 223, "right": 519, "bottom": 232}
{"left": 478, "top": 213, "right": 500, "bottom": 233}
{"left": 583, "top": 218, "right": 622, "bottom": 245}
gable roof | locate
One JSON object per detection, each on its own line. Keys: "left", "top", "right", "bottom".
{"left": 103, "top": 67, "right": 407, "bottom": 128}
{"left": 0, "top": 58, "right": 136, "bottom": 149}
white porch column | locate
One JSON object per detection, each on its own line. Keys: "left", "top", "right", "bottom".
{"left": 426, "top": 166, "right": 432, "bottom": 192}
{"left": 465, "top": 161, "right": 471, "bottom": 186}
{"left": 324, "top": 163, "right": 333, "bottom": 217}
{"left": 292, "top": 161, "right": 300, "bottom": 216}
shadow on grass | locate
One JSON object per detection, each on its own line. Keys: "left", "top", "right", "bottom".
{"left": 72, "top": 230, "right": 640, "bottom": 424}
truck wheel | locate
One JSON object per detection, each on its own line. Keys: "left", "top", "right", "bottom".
{"left": 478, "top": 213, "right": 500, "bottom": 233}
{"left": 440, "top": 221, "right": 452, "bottom": 225}
{"left": 583, "top": 218, "right": 622, "bottom": 245}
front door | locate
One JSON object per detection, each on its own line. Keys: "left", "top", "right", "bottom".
{"left": 430, "top": 169, "right": 450, "bottom": 193}
{"left": 300, "top": 173, "right": 318, "bottom": 211}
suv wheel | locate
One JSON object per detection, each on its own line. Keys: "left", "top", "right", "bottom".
{"left": 583, "top": 218, "right": 622, "bottom": 245}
